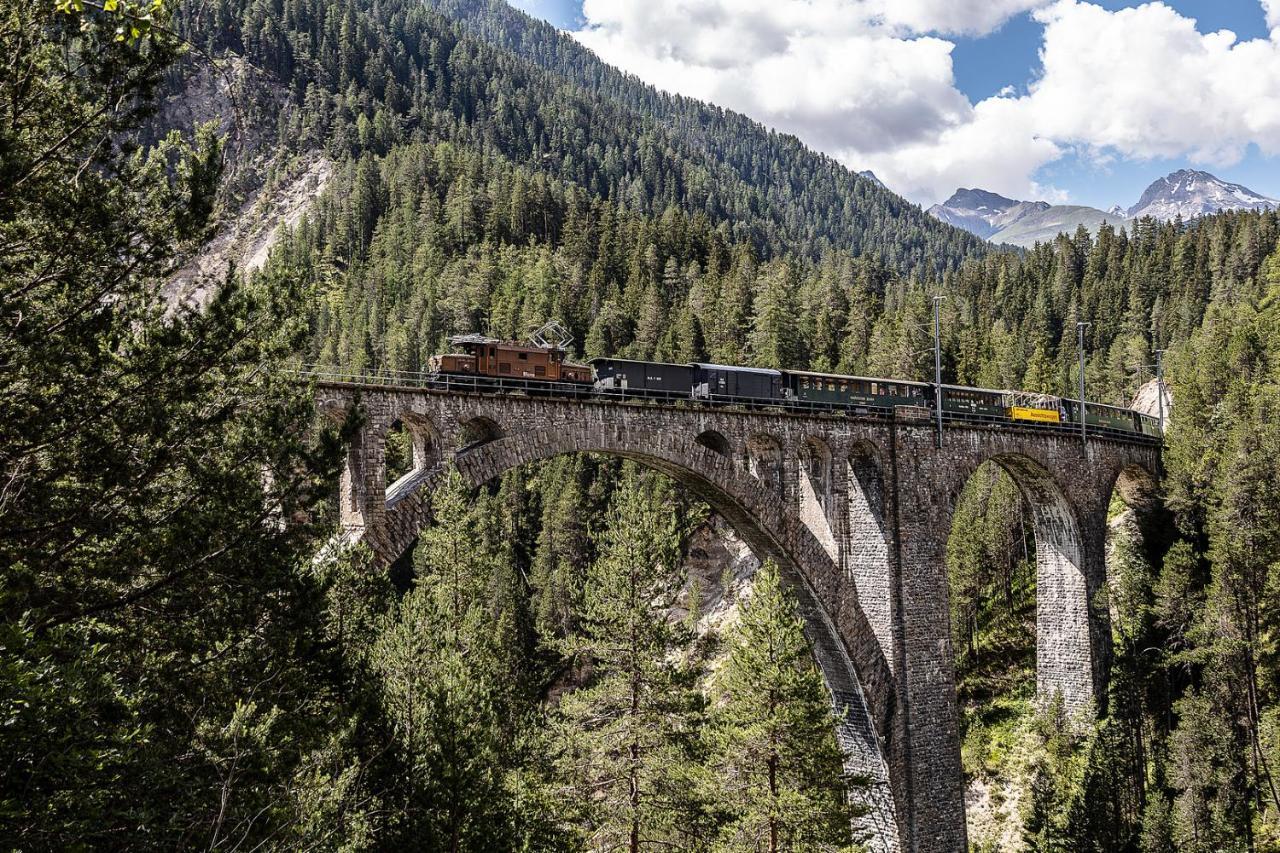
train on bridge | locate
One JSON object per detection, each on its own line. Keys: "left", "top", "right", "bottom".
{"left": 423, "top": 333, "right": 1161, "bottom": 440}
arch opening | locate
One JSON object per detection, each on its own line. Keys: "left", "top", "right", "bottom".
{"left": 945, "top": 454, "right": 1091, "bottom": 849}
{"left": 384, "top": 419, "right": 414, "bottom": 487}
{"left": 694, "top": 429, "right": 731, "bottom": 457}
{"left": 457, "top": 415, "right": 503, "bottom": 450}
{"left": 383, "top": 414, "right": 442, "bottom": 498}
{"left": 378, "top": 429, "right": 902, "bottom": 851}
{"left": 743, "top": 433, "right": 784, "bottom": 499}
{"left": 1103, "top": 464, "right": 1166, "bottom": 643}
{"left": 799, "top": 437, "right": 837, "bottom": 562}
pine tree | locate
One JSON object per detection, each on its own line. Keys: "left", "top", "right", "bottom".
{"left": 706, "top": 561, "right": 854, "bottom": 852}
{"left": 552, "top": 471, "right": 705, "bottom": 851}
{"left": 0, "top": 3, "right": 368, "bottom": 845}
{"left": 749, "top": 261, "right": 805, "bottom": 369}
{"left": 374, "top": 592, "right": 514, "bottom": 848}
{"left": 375, "top": 468, "right": 559, "bottom": 849}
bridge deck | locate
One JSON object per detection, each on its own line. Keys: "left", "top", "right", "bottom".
{"left": 304, "top": 368, "right": 1161, "bottom": 447}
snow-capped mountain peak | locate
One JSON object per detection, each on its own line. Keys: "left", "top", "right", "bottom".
{"left": 925, "top": 188, "right": 1037, "bottom": 238}
{"left": 858, "top": 170, "right": 885, "bottom": 188}
{"left": 1127, "top": 169, "right": 1278, "bottom": 220}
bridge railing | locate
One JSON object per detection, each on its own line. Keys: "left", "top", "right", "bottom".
{"left": 296, "top": 365, "right": 1160, "bottom": 445}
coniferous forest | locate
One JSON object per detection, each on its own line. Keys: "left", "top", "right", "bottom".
{"left": 5, "top": 0, "right": 1280, "bottom": 850}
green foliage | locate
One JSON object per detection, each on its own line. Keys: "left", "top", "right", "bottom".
{"left": 704, "top": 560, "right": 855, "bottom": 852}
{"left": 56, "top": 0, "right": 168, "bottom": 43}
{"left": 13, "top": 0, "right": 1280, "bottom": 846}
{"left": 1, "top": 3, "right": 349, "bottom": 846}
{"left": 551, "top": 470, "right": 706, "bottom": 849}
{"left": 371, "top": 468, "right": 565, "bottom": 849}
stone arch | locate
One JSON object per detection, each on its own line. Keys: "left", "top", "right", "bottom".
{"left": 744, "top": 433, "right": 784, "bottom": 499}
{"left": 1110, "top": 462, "right": 1160, "bottom": 510}
{"left": 457, "top": 415, "right": 503, "bottom": 450}
{"left": 695, "top": 429, "right": 732, "bottom": 456}
{"left": 373, "top": 422, "right": 901, "bottom": 851}
{"left": 952, "top": 451, "right": 1092, "bottom": 714}
{"left": 383, "top": 412, "right": 443, "bottom": 498}
{"left": 847, "top": 441, "right": 894, "bottom": 668}
{"left": 799, "top": 437, "right": 837, "bottom": 562}
{"left": 1101, "top": 461, "right": 1169, "bottom": 672}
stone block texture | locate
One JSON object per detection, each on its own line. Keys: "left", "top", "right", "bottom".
{"left": 316, "top": 381, "right": 1161, "bottom": 853}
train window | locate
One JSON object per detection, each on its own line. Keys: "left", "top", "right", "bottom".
{"left": 518, "top": 353, "right": 528, "bottom": 360}
{"left": 534, "top": 366, "right": 546, "bottom": 377}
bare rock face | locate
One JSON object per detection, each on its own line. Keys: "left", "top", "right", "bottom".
{"left": 168, "top": 153, "right": 333, "bottom": 309}
{"left": 153, "top": 57, "right": 274, "bottom": 155}
{"left": 1130, "top": 378, "right": 1172, "bottom": 427}
{"left": 1127, "top": 169, "right": 1278, "bottom": 220}
{"left": 156, "top": 56, "right": 332, "bottom": 309}
{"left": 673, "top": 515, "right": 761, "bottom": 641}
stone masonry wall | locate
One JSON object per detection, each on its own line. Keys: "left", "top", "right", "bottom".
{"left": 315, "top": 381, "right": 1160, "bottom": 853}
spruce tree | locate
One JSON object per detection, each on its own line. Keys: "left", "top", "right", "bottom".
{"left": 706, "top": 561, "right": 854, "bottom": 852}
{"left": 553, "top": 471, "right": 704, "bottom": 851}
{"left": 375, "top": 468, "right": 561, "bottom": 850}
{"left": 749, "top": 261, "right": 805, "bottom": 369}
{"left": 1, "top": 3, "right": 345, "bottom": 845}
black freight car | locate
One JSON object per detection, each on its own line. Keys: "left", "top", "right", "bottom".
{"left": 589, "top": 358, "right": 694, "bottom": 397}
{"left": 692, "top": 363, "right": 783, "bottom": 402}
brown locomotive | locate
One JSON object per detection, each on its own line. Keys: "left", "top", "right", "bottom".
{"left": 429, "top": 333, "right": 592, "bottom": 383}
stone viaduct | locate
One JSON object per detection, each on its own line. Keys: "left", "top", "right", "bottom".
{"left": 315, "top": 379, "right": 1161, "bottom": 853}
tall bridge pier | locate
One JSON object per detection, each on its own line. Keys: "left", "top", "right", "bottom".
{"left": 316, "top": 380, "right": 1161, "bottom": 852}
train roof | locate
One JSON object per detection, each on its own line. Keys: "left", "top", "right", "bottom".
{"left": 691, "top": 362, "right": 782, "bottom": 377}
{"left": 938, "top": 384, "right": 1146, "bottom": 415}
{"left": 786, "top": 369, "right": 930, "bottom": 388}
{"left": 938, "top": 383, "right": 1015, "bottom": 395}
{"left": 587, "top": 357, "right": 691, "bottom": 368}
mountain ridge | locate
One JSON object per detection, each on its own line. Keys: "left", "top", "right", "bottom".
{"left": 929, "top": 168, "right": 1278, "bottom": 247}
{"left": 1126, "top": 168, "right": 1278, "bottom": 219}
{"left": 194, "top": 0, "right": 983, "bottom": 274}
{"left": 927, "top": 189, "right": 1121, "bottom": 248}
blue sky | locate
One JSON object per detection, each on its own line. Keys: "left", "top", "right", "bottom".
{"left": 510, "top": 0, "right": 1280, "bottom": 209}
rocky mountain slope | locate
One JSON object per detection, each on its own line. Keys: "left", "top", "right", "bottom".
{"left": 989, "top": 204, "right": 1129, "bottom": 247}
{"left": 167, "top": 0, "right": 986, "bottom": 287}
{"left": 926, "top": 188, "right": 1034, "bottom": 239}
{"left": 1127, "top": 168, "right": 1278, "bottom": 219}
{"left": 927, "top": 189, "right": 1125, "bottom": 247}
{"left": 930, "top": 168, "right": 1278, "bottom": 247}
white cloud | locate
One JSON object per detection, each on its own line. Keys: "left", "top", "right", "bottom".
{"left": 1026, "top": 1, "right": 1280, "bottom": 164}
{"left": 1263, "top": 0, "right": 1280, "bottom": 33}
{"left": 866, "top": 0, "right": 1050, "bottom": 37}
{"left": 572, "top": 0, "right": 1280, "bottom": 206}
{"left": 574, "top": 0, "right": 980, "bottom": 170}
